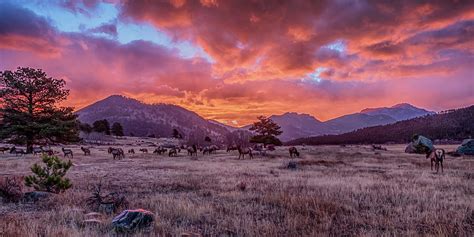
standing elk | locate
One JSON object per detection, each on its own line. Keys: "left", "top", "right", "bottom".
{"left": 108, "top": 147, "right": 124, "bottom": 160}
{"left": 153, "top": 147, "right": 167, "bottom": 155}
{"left": 32, "top": 147, "right": 43, "bottom": 156}
{"left": 187, "top": 145, "right": 198, "bottom": 156}
{"left": 41, "top": 147, "right": 54, "bottom": 155}
{"left": 226, "top": 145, "right": 238, "bottom": 152}
{"left": 289, "top": 147, "right": 300, "bottom": 158}
{"left": 237, "top": 145, "right": 253, "bottom": 159}
{"left": 427, "top": 148, "right": 445, "bottom": 173}
{"left": 62, "top": 147, "right": 73, "bottom": 158}
{"left": 81, "top": 147, "right": 91, "bottom": 156}
{"left": 168, "top": 148, "right": 178, "bottom": 157}
{"left": 9, "top": 146, "right": 26, "bottom": 156}
{"left": 203, "top": 145, "right": 218, "bottom": 155}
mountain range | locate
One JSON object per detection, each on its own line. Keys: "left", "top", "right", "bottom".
{"left": 76, "top": 95, "right": 434, "bottom": 142}
{"left": 250, "top": 103, "right": 434, "bottom": 141}
{"left": 287, "top": 105, "right": 473, "bottom": 145}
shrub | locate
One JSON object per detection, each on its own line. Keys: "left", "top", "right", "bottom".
{"left": 0, "top": 176, "right": 24, "bottom": 202}
{"left": 24, "top": 155, "right": 73, "bottom": 193}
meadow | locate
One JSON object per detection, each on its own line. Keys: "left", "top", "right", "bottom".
{"left": 0, "top": 143, "right": 472, "bottom": 236}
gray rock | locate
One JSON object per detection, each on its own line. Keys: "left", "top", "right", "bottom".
{"left": 112, "top": 209, "right": 154, "bottom": 232}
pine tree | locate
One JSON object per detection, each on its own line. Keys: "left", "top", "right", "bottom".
{"left": 93, "top": 119, "right": 110, "bottom": 135}
{"left": 24, "top": 155, "right": 73, "bottom": 193}
{"left": 0, "top": 67, "right": 79, "bottom": 153}
{"left": 172, "top": 128, "right": 183, "bottom": 139}
{"left": 111, "top": 122, "right": 124, "bottom": 136}
{"left": 249, "top": 116, "right": 283, "bottom": 146}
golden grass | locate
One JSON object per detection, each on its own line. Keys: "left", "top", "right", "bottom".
{"left": 0, "top": 144, "right": 473, "bottom": 236}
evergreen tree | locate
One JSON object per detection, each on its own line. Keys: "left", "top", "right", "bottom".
{"left": 249, "top": 116, "right": 283, "bottom": 146}
{"left": 0, "top": 67, "right": 79, "bottom": 153}
{"left": 92, "top": 119, "right": 110, "bottom": 135}
{"left": 78, "top": 121, "right": 93, "bottom": 134}
{"left": 172, "top": 128, "right": 183, "bottom": 139}
{"left": 111, "top": 122, "right": 124, "bottom": 136}
{"left": 24, "top": 155, "right": 73, "bottom": 193}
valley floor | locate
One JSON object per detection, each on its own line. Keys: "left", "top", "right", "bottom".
{"left": 0, "top": 144, "right": 473, "bottom": 236}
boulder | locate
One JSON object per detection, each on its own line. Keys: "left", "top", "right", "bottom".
{"left": 112, "top": 209, "right": 154, "bottom": 232}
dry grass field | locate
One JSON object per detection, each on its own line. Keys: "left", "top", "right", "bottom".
{"left": 0, "top": 143, "right": 473, "bottom": 236}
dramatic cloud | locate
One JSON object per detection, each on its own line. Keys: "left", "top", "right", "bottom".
{"left": 1, "top": 0, "right": 473, "bottom": 125}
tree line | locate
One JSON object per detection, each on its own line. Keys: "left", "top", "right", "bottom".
{"left": 287, "top": 105, "right": 474, "bottom": 145}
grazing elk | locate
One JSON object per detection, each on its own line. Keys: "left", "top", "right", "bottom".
{"left": 168, "top": 148, "right": 178, "bottom": 157}
{"left": 41, "top": 147, "right": 54, "bottom": 155}
{"left": 153, "top": 147, "right": 167, "bottom": 155}
{"left": 32, "top": 147, "right": 43, "bottom": 156}
{"left": 139, "top": 148, "right": 148, "bottom": 153}
{"left": 203, "top": 145, "right": 218, "bottom": 155}
{"left": 427, "top": 148, "right": 445, "bottom": 173}
{"left": 187, "top": 145, "right": 198, "bottom": 156}
{"left": 62, "top": 147, "right": 73, "bottom": 158}
{"left": 372, "top": 144, "right": 387, "bottom": 151}
{"left": 81, "top": 147, "right": 91, "bottom": 156}
{"left": 108, "top": 147, "right": 124, "bottom": 160}
{"left": 289, "top": 147, "right": 300, "bottom": 158}
{"left": 128, "top": 149, "right": 135, "bottom": 154}
{"left": 226, "top": 145, "right": 238, "bottom": 152}
{"left": 9, "top": 146, "right": 26, "bottom": 156}
{"left": 237, "top": 145, "right": 253, "bottom": 159}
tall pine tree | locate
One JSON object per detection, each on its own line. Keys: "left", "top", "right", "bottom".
{"left": 0, "top": 67, "right": 79, "bottom": 152}
{"left": 249, "top": 116, "right": 283, "bottom": 146}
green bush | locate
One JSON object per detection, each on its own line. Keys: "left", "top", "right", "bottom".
{"left": 25, "top": 155, "right": 73, "bottom": 193}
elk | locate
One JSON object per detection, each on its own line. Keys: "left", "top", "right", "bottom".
{"left": 9, "top": 146, "right": 25, "bottom": 156}
{"left": 32, "top": 147, "right": 43, "bottom": 156}
{"left": 187, "top": 145, "right": 198, "bottom": 156}
{"left": 153, "top": 147, "right": 167, "bottom": 155}
{"left": 128, "top": 149, "right": 135, "bottom": 154}
{"left": 289, "top": 147, "right": 300, "bottom": 158}
{"left": 226, "top": 145, "right": 238, "bottom": 152}
{"left": 81, "top": 147, "right": 91, "bottom": 156}
{"left": 62, "top": 147, "right": 73, "bottom": 158}
{"left": 139, "top": 148, "right": 148, "bottom": 153}
{"left": 237, "top": 145, "right": 253, "bottom": 159}
{"left": 427, "top": 148, "right": 445, "bottom": 173}
{"left": 41, "top": 147, "right": 54, "bottom": 155}
{"left": 168, "top": 148, "right": 178, "bottom": 157}
{"left": 203, "top": 145, "right": 218, "bottom": 155}
{"left": 108, "top": 147, "right": 124, "bottom": 160}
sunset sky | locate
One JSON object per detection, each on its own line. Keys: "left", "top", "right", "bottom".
{"left": 0, "top": 0, "right": 473, "bottom": 126}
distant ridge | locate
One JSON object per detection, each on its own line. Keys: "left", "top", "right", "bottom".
{"left": 286, "top": 105, "right": 474, "bottom": 145}
{"left": 76, "top": 95, "right": 232, "bottom": 140}
{"left": 243, "top": 103, "right": 434, "bottom": 141}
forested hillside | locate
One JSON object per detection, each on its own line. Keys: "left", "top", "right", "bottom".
{"left": 287, "top": 105, "right": 473, "bottom": 145}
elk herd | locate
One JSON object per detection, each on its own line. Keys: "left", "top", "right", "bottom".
{"left": 0, "top": 142, "right": 455, "bottom": 174}
{"left": 0, "top": 143, "right": 302, "bottom": 161}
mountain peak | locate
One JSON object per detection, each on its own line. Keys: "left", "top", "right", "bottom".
{"left": 391, "top": 103, "right": 416, "bottom": 109}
